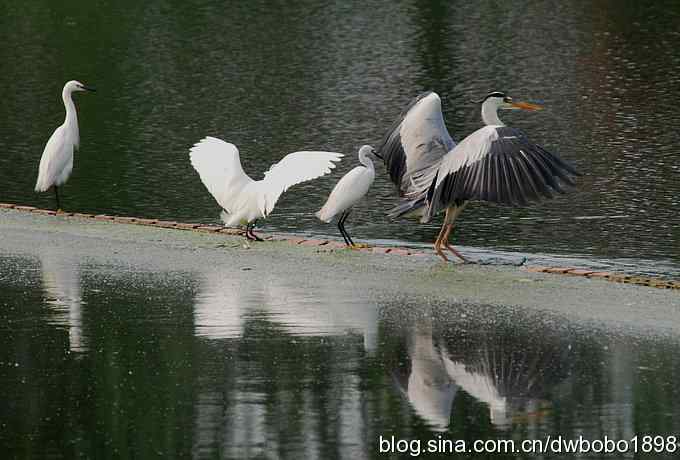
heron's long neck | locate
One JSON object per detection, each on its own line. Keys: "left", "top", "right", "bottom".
{"left": 359, "top": 153, "right": 374, "bottom": 169}
{"left": 62, "top": 88, "right": 78, "bottom": 128}
{"left": 481, "top": 100, "right": 504, "bottom": 126}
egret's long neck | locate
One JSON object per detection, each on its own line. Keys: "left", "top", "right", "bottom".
{"left": 62, "top": 88, "right": 78, "bottom": 127}
{"left": 481, "top": 99, "right": 504, "bottom": 126}
{"left": 359, "top": 152, "right": 374, "bottom": 169}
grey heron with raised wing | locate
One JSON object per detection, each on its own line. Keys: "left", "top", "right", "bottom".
{"left": 377, "top": 91, "right": 579, "bottom": 262}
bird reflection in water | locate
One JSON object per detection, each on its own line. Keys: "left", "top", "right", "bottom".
{"left": 192, "top": 269, "right": 378, "bottom": 351}
{"left": 39, "top": 250, "right": 86, "bottom": 353}
{"left": 392, "top": 321, "right": 457, "bottom": 431}
{"left": 390, "top": 310, "right": 573, "bottom": 431}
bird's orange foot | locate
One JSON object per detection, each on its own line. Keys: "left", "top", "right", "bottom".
{"left": 445, "top": 244, "right": 468, "bottom": 263}
{"left": 434, "top": 245, "right": 450, "bottom": 262}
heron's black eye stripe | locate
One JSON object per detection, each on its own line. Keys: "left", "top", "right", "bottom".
{"left": 483, "top": 91, "right": 506, "bottom": 101}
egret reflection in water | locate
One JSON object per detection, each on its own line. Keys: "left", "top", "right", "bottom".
{"left": 39, "top": 249, "right": 86, "bottom": 353}
{"left": 192, "top": 269, "right": 378, "bottom": 351}
{"left": 190, "top": 270, "right": 377, "bottom": 459}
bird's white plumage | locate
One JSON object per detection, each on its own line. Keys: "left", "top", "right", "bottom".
{"left": 35, "top": 81, "right": 86, "bottom": 193}
{"left": 189, "top": 137, "right": 250, "bottom": 214}
{"left": 189, "top": 136, "right": 343, "bottom": 226}
{"left": 261, "top": 150, "right": 345, "bottom": 215}
{"left": 35, "top": 126, "right": 73, "bottom": 191}
{"left": 316, "top": 146, "right": 375, "bottom": 223}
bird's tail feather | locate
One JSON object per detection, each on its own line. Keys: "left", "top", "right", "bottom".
{"left": 387, "top": 196, "right": 427, "bottom": 219}
{"left": 220, "top": 210, "right": 231, "bottom": 225}
{"left": 315, "top": 208, "right": 333, "bottom": 223}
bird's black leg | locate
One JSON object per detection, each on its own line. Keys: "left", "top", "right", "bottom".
{"left": 339, "top": 211, "right": 355, "bottom": 247}
{"left": 343, "top": 210, "right": 356, "bottom": 247}
{"left": 246, "top": 220, "right": 264, "bottom": 241}
{"left": 337, "top": 212, "right": 350, "bottom": 246}
{"left": 245, "top": 222, "right": 255, "bottom": 241}
{"left": 54, "top": 185, "right": 61, "bottom": 211}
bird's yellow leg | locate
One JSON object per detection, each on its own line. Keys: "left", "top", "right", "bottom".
{"left": 438, "top": 205, "right": 468, "bottom": 263}
{"left": 433, "top": 222, "right": 449, "bottom": 262}
{"left": 443, "top": 224, "right": 468, "bottom": 263}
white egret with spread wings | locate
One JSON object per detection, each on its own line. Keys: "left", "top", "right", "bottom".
{"left": 378, "top": 91, "right": 580, "bottom": 262}
{"left": 190, "top": 136, "right": 343, "bottom": 240}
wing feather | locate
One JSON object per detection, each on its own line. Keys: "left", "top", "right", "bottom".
{"left": 377, "top": 92, "right": 456, "bottom": 199}
{"left": 425, "top": 126, "right": 579, "bottom": 220}
{"left": 260, "top": 151, "right": 343, "bottom": 215}
{"left": 35, "top": 125, "right": 71, "bottom": 191}
{"left": 189, "top": 136, "right": 251, "bottom": 213}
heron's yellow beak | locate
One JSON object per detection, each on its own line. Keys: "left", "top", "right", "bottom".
{"left": 510, "top": 101, "right": 543, "bottom": 111}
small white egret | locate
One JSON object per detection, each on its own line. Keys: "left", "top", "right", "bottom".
{"left": 315, "top": 145, "right": 378, "bottom": 247}
{"left": 35, "top": 80, "right": 95, "bottom": 210}
{"left": 378, "top": 91, "right": 579, "bottom": 262}
{"left": 190, "top": 136, "right": 343, "bottom": 240}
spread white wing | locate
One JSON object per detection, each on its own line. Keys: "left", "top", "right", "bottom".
{"left": 190, "top": 136, "right": 343, "bottom": 220}
{"left": 189, "top": 136, "right": 252, "bottom": 213}
{"left": 259, "top": 150, "right": 344, "bottom": 215}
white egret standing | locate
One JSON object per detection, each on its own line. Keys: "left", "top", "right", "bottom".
{"left": 315, "top": 145, "right": 378, "bottom": 247}
{"left": 35, "top": 80, "right": 95, "bottom": 210}
{"left": 190, "top": 136, "right": 343, "bottom": 240}
{"left": 378, "top": 91, "right": 579, "bottom": 262}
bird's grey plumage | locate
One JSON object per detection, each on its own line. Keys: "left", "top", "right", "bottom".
{"left": 377, "top": 92, "right": 456, "bottom": 217}
{"left": 424, "top": 125, "right": 580, "bottom": 221}
{"left": 379, "top": 90, "right": 580, "bottom": 262}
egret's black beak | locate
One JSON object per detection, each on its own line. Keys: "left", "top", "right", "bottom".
{"left": 82, "top": 86, "right": 96, "bottom": 92}
{"left": 372, "top": 149, "right": 384, "bottom": 160}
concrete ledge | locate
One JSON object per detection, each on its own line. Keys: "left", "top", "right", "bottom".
{"left": 2, "top": 202, "right": 679, "bottom": 291}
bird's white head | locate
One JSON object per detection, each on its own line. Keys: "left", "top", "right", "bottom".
{"left": 476, "top": 91, "right": 542, "bottom": 126}
{"left": 358, "top": 144, "right": 379, "bottom": 165}
{"left": 64, "top": 80, "right": 96, "bottom": 94}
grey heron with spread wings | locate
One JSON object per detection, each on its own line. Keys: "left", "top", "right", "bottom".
{"left": 377, "top": 91, "right": 579, "bottom": 262}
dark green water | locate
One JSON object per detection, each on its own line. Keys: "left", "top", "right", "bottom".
{"left": 1, "top": 1, "right": 680, "bottom": 265}
{"left": 2, "top": 251, "right": 680, "bottom": 459}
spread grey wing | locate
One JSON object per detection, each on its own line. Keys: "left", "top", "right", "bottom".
{"left": 377, "top": 91, "right": 456, "bottom": 198}
{"left": 426, "top": 126, "right": 580, "bottom": 220}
